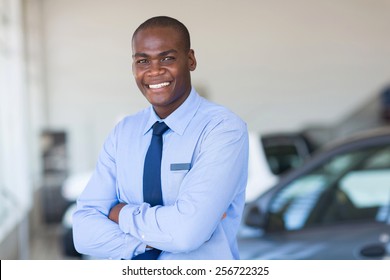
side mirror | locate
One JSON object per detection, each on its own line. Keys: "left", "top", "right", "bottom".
{"left": 244, "top": 205, "right": 267, "bottom": 228}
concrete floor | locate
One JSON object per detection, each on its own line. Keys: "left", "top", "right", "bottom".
{"left": 29, "top": 222, "right": 77, "bottom": 260}
{"left": 27, "top": 188, "right": 80, "bottom": 260}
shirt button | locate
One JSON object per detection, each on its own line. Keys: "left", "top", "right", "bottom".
{"left": 141, "top": 234, "right": 145, "bottom": 239}
{"left": 133, "top": 208, "right": 141, "bottom": 215}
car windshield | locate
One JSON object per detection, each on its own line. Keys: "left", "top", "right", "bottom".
{"left": 267, "top": 145, "right": 390, "bottom": 232}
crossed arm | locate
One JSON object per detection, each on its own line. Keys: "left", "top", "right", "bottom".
{"left": 109, "top": 203, "right": 227, "bottom": 228}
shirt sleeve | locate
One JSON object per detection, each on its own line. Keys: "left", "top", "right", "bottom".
{"left": 118, "top": 116, "right": 249, "bottom": 253}
{"left": 72, "top": 125, "right": 145, "bottom": 259}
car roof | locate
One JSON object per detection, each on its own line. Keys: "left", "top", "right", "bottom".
{"left": 312, "top": 126, "right": 390, "bottom": 155}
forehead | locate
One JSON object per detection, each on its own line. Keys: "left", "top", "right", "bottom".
{"left": 132, "top": 26, "right": 184, "bottom": 53}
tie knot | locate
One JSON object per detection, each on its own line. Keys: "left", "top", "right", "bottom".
{"left": 152, "top": 122, "right": 169, "bottom": 136}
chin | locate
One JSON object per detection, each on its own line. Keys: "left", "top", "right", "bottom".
{"left": 147, "top": 95, "right": 171, "bottom": 107}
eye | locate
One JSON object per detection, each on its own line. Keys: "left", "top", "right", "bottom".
{"left": 161, "top": 56, "right": 175, "bottom": 62}
{"left": 136, "top": 59, "right": 149, "bottom": 64}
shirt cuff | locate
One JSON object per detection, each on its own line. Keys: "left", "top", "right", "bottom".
{"left": 120, "top": 234, "right": 147, "bottom": 259}
{"left": 118, "top": 204, "right": 136, "bottom": 233}
{"left": 118, "top": 202, "right": 172, "bottom": 247}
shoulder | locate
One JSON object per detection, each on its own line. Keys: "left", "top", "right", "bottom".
{"left": 115, "top": 108, "right": 149, "bottom": 130}
{"left": 106, "top": 108, "right": 150, "bottom": 141}
{"left": 197, "top": 97, "right": 247, "bottom": 132}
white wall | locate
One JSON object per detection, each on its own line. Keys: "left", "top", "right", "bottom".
{"left": 38, "top": 0, "right": 390, "bottom": 174}
{"left": 0, "top": 0, "right": 31, "bottom": 249}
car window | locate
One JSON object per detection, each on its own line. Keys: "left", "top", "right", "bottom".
{"left": 261, "top": 134, "right": 314, "bottom": 176}
{"left": 264, "top": 144, "right": 305, "bottom": 175}
{"left": 267, "top": 145, "right": 390, "bottom": 232}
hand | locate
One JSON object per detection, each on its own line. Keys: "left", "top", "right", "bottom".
{"left": 108, "top": 203, "right": 127, "bottom": 224}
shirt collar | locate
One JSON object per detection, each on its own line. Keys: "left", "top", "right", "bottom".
{"left": 143, "top": 87, "right": 201, "bottom": 136}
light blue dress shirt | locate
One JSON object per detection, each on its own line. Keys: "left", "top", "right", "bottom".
{"left": 73, "top": 88, "right": 249, "bottom": 260}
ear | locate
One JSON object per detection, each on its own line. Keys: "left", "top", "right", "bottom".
{"left": 188, "top": 49, "right": 197, "bottom": 71}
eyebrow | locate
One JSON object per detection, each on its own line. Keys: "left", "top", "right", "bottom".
{"left": 133, "top": 49, "right": 178, "bottom": 58}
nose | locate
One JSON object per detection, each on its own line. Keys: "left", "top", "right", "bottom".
{"left": 148, "top": 61, "right": 164, "bottom": 76}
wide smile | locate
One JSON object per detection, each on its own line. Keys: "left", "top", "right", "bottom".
{"left": 147, "top": 82, "right": 171, "bottom": 89}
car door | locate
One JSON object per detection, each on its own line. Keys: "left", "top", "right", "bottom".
{"left": 241, "top": 140, "right": 390, "bottom": 259}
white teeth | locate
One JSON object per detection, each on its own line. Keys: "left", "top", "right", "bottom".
{"left": 149, "top": 82, "right": 170, "bottom": 89}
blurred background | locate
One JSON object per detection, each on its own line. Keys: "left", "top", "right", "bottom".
{"left": 0, "top": 0, "right": 390, "bottom": 259}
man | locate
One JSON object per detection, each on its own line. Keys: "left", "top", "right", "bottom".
{"left": 73, "top": 16, "right": 249, "bottom": 260}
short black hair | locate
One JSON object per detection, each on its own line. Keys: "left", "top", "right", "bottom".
{"left": 132, "top": 16, "right": 191, "bottom": 51}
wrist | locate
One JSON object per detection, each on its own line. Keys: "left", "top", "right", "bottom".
{"left": 109, "top": 203, "right": 126, "bottom": 224}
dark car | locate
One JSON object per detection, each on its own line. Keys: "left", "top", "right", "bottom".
{"left": 261, "top": 132, "right": 317, "bottom": 176}
{"left": 380, "top": 85, "right": 390, "bottom": 121}
{"left": 238, "top": 127, "right": 390, "bottom": 260}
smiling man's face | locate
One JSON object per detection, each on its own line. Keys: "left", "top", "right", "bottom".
{"left": 132, "top": 26, "right": 197, "bottom": 119}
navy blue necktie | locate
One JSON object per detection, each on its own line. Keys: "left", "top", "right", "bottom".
{"left": 132, "top": 121, "right": 169, "bottom": 260}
